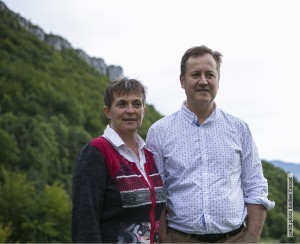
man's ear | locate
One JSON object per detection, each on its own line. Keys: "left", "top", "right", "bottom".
{"left": 180, "top": 75, "right": 185, "bottom": 88}
{"left": 144, "top": 105, "right": 147, "bottom": 114}
{"left": 103, "top": 106, "right": 110, "bottom": 118}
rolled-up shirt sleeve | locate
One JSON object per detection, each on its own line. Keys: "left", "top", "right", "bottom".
{"left": 241, "top": 124, "right": 275, "bottom": 210}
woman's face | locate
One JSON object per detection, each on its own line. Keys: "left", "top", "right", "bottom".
{"left": 103, "top": 92, "right": 146, "bottom": 137}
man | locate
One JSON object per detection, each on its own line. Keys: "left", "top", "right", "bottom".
{"left": 146, "top": 45, "right": 275, "bottom": 243}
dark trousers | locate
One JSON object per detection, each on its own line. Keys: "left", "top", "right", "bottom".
{"left": 165, "top": 227, "right": 257, "bottom": 243}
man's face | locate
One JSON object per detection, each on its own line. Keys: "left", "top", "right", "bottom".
{"left": 180, "top": 54, "right": 219, "bottom": 109}
{"left": 103, "top": 92, "right": 146, "bottom": 137}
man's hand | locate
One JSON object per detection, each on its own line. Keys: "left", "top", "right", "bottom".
{"left": 159, "top": 207, "right": 171, "bottom": 243}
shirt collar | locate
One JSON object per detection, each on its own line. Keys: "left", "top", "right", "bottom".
{"left": 103, "top": 125, "right": 146, "bottom": 150}
{"left": 180, "top": 101, "right": 219, "bottom": 125}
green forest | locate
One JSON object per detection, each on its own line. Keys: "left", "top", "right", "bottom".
{"left": 0, "top": 3, "right": 300, "bottom": 243}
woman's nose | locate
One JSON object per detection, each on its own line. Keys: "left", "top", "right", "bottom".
{"left": 126, "top": 104, "right": 135, "bottom": 113}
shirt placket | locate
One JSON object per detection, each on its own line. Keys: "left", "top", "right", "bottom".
{"left": 199, "top": 124, "right": 210, "bottom": 230}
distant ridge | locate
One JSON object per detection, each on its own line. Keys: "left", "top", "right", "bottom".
{"left": 0, "top": 0, "right": 123, "bottom": 81}
{"left": 270, "top": 160, "right": 300, "bottom": 181}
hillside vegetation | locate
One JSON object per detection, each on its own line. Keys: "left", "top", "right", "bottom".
{"left": 0, "top": 3, "right": 299, "bottom": 243}
{"left": 261, "top": 161, "right": 300, "bottom": 243}
{"left": 0, "top": 5, "right": 162, "bottom": 243}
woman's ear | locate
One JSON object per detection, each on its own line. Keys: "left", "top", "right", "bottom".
{"left": 103, "top": 106, "right": 110, "bottom": 118}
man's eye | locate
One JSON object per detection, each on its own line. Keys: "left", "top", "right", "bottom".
{"left": 206, "top": 73, "right": 215, "bottom": 78}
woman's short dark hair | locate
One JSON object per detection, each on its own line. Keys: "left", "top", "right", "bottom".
{"left": 104, "top": 77, "right": 147, "bottom": 108}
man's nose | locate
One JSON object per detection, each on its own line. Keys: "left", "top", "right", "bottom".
{"left": 198, "top": 74, "right": 208, "bottom": 85}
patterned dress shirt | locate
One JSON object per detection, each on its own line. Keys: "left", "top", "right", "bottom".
{"left": 146, "top": 102, "right": 275, "bottom": 234}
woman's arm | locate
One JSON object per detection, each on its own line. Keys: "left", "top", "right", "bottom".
{"left": 72, "top": 144, "right": 107, "bottom": 243}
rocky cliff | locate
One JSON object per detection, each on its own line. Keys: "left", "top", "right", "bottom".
{"left": 0, "top": 1, "right": 123, "bottom": 81}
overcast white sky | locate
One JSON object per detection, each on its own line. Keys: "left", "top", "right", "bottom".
{"left": 3, "top": 0, "right": 300, "bottom": 163}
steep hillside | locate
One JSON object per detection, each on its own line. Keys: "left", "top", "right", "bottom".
{"left": 0, "top": 0, "right": 162, "bottom": 183}
{"left": 0, "top": 2, "right": 162, "bottom": 242}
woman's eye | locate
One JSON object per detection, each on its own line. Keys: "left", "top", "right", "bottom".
{"left": 117, "top": 102, "right": 126, "bottom": 107}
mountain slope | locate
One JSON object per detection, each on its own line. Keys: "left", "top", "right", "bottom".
{"left": 270, "top": 160, "right": 300, "bottom": 181}
{"left": 0, "top": 3, "right": 162, "bottom": 242}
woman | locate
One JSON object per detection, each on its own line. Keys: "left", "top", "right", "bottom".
{"left": 72, "top": 77, "right": 165, "bottom": 243}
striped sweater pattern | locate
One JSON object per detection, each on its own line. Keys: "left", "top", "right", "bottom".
{"left": 89, "top": 136, "right": 166, "bottom": 243}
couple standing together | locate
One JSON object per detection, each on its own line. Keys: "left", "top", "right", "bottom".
{"left": 72, "top": 45, "right": 275, "bottom": 243}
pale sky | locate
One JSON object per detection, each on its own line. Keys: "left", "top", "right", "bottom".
{"left": 3, "top": 0, "right": 300, "bottom": 163}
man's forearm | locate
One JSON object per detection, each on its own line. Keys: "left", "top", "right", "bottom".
{"left": 246, "top": 204, "right": 267, "bottom": 241}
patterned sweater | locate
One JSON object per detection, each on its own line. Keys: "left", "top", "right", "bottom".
{"left": 72, "top": 136, "right": 165, "bottom": 243}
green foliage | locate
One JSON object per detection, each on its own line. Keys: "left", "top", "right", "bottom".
{"left": 0, "top": 127, "right": 19, "bottom": 167}
{"left": 0, "top": 167, "right": 71, "bottom": 243}
{"left": 0, "top": 222, "right": 12, "bottom": 243}
{"left": 33, "top": 183, "right": 71, "bottom": 242}
{"left": 0, "top": 4, "right": 164, "bottom": 242}
{"left": 0, "top": 167, "right": 39, "bottom": 242}
{"left": 262, "top": 161, "right": 300, "bottom": 242}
